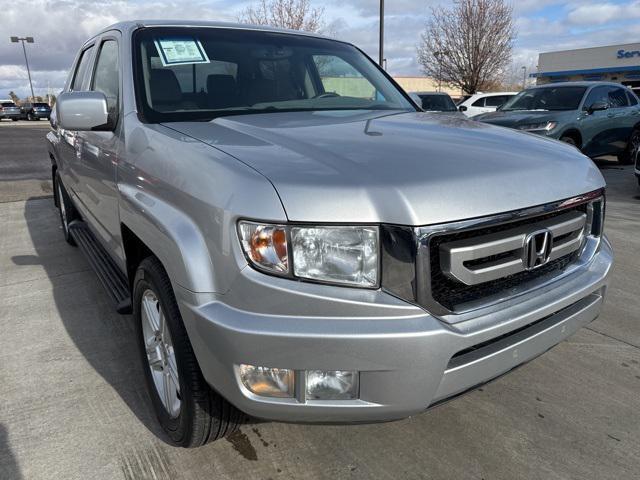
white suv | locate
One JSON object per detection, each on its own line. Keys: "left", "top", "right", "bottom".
{"left": 458, "top": 92, "right": 518, "bottom": 117}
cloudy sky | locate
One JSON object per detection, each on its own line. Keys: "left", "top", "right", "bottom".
{"left": 1, "top": 0, "right": 640, "bottom": 98}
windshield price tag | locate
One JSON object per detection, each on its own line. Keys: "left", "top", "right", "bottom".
{"left": 154, "top": 38, "right": 210, "bottom": 66}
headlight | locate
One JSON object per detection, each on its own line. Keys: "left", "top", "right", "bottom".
{"left": 238, "top": 222, "right": 379, "bottom": 287}
{"left": 518, "top": 121, "right": 557, "bottom": 132}
{"left": 585, "top": 196, "right": 605, "bottom": 237}
{"left": 291, "top": 226, "right": 378, "bottom": 287}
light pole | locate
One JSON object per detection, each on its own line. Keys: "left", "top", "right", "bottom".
{"left": 434, "top": 51, "right": 443, "bottom": 92}
{"left": 521, "top": 66, "right": 527, "bottom": 91}
{"left": 10, "top": 36, "right": 35, "bottom": 102}
{"left": 379, "top": 0, "right": 384, "bottom": 68}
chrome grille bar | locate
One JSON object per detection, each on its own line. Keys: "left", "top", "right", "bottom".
{"left": 439, "top": 210, "right": 586, "bottom": 286}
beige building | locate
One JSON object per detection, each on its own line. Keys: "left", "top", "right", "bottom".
{"left": 393, "top": 77, "right": 461, "bottom": 99}
{"left": 319, "top": 76, "right": 462, "bottom": 101}
{"left": 534, "top": 42, "right": 640, "bottom": 92}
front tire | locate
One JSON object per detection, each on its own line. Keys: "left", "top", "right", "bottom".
{"left": 618, "top": 129, "right": 640, "bottom": 165}
{"left": 134, "top": 257, "right": 242, "bottom": 447}
{"left": 55, "top": 172, "right": 78, "bottom": 246}
{"left": 560, "top": 135, "right": 578, "bottom": 147}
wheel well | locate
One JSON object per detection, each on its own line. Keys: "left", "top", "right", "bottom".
{"left": 121, "top": 224, "right": 154, "bottom": 289}
{"left": 560, "top": 129, "right": 582, "bottom": 149}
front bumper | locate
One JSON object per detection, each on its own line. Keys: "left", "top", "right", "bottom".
{"left": 176, "top": 237, "right": 613, "bottom": 423}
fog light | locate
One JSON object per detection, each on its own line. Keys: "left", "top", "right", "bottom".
{"left": 305, "top": 370, "right": 359, "bottom": 400}
{"left": 239, "top": 364, "right": 294, "bottom": 398}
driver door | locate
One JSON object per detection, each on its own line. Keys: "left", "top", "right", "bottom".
{"left": 580, "top": 86, "right": 611, "bottom": 157}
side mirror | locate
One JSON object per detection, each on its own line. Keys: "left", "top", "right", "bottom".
{"left": 459, "top": 105, "right": 467, "bottom": 112}
{"left": 56, "top": 91, "right": 111, "bottom": 131}
{"left": 587, "top": 101, "right": 609, "bottom": 114}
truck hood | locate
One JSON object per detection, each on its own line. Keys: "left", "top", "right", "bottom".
{"left": 163, "top": 110, "right": 604, "bottom": 225}
{"left": 474, "top": 109, "right": 567, "bottom": 128}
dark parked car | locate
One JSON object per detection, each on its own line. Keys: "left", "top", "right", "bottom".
{"left": 0, "top": 101, "right": 22, "bottom": 121}
{"left": 21, "top": 102, "right": 51, "bottom": 121}
{"left": 475, "top": 82, "right": 640, "bottom": 164}
{"left": 409, "top": 91, "right": 463, "bottom": 116}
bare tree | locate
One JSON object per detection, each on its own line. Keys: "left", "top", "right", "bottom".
{"left": 417, "top": 0, "right": 516, "bottom": 94}
{"left": 239, "top": 0, "right": 325, "bottom": 33}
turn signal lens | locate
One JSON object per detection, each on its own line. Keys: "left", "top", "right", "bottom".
{"left": 238, "top": 222, "right": 288, "bottom": 274}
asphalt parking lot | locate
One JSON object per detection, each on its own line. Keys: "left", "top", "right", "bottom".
{"left": 1, "top": 121, "right": 639, "bottom": 480}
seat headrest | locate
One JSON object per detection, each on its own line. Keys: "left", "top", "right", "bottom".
{"left": 149, "top": 69, "right": 182, "bottom": 105}
{"left": 207, "top": 74, "right": 239, "bottom": 108}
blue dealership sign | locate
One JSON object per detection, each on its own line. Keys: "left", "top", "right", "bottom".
{"left": 618, "top": 49, "right": 640, "bottom": 59}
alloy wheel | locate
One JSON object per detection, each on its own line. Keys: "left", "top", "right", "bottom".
{"left": 58, "top": 182, "right": 68, "bottom": 233}
{"left": 140, "top": 289, "right": 181, "bottom": 418}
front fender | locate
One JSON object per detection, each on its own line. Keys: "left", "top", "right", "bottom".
{"left": 119, "top": 184, "right": 218, "bottom": 293}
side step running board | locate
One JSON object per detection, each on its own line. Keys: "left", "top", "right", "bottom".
{"left": 68, "top": 220, "right": 132, "bottom": 314}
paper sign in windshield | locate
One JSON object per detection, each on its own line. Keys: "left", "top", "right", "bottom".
{"left": 154, "top": 38, "right": 210, "bottom": 66}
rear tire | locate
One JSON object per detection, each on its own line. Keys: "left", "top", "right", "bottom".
{"left": 55, "top": 172, "right": 78, "bottom": 246}
{"left": 134, "top": 256, "right": 242, "bottom": 448}
{"left": 11, "top": 118, "right": 18, "bottom": 122}
{"left": 618, "top": 129, "right": 640, "bottom": 165}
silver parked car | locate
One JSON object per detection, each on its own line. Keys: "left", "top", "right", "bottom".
{"left": 47, "top": 21, "right": 612, "bottom": 448}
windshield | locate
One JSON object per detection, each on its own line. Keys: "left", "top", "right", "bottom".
{"left": 1, "top": 102, "right": 16, "bottom": 107}
{"left": 34, "top": 103, "right": 49, "bottom": 108}
{"left": 500, "top": 86, "right": 587, "bottom": 112}
{"left": 134, "top": 27, "right": 415, "bottom": 122}
{"left": 418, "top": 94, "right": 457, "bottom": 112}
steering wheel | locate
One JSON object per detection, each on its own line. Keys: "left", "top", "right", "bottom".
{"left": 312, "top": 92, "right": 340, "bottom": 99}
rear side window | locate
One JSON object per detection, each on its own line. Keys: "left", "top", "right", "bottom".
{"left": 485, "top": 95, "right": 506, "bottom": 107}
{"left": 313, "top": 55, "right": 378, "bottom": 100}
{"left": 91, "top": 40, "right": 120, "bottom": 116}
{"left": 71, "top": 46, "right": 94, "bottom": 91}
{"left": 609, "top": 87, "right": 629, "bottom": 107}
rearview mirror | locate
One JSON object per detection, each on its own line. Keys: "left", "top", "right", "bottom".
{"left": 587, "top": 101, "right": 609, "bottom": 114}
{"left": 56, "top": 91, "right": 111, "bottom": 131}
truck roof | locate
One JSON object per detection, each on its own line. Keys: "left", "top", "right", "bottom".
{"left": 94, "top": 20, "right": 334, "bottom": 42}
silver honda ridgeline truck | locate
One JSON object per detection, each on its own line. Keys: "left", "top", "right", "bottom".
{"left": 47, "top": 21, "right": 613, "bottom": 448}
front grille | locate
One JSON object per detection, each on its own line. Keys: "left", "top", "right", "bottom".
{"left": 429, "top": 204, "right": 587, "bottom": 311}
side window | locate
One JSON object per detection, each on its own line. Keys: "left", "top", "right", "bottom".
{"left": 471, "top": 97, "right": 485, "bottom": 107}
{"left": 582, "top": 86, "right": 609, "bottom": 110}
{"left": 628, "top": 90, "right": 639, "bottom": 106}
{"left": 609, "top": 87, "right": 629, "bottom": 108}
{"left": 91, "top": 40, "right": 119, "bottom": 117}
{"left": 312, "top": 55, "right": 378, "bottom": 99}
{"left": 70, "top": 46, "right": 94, "bottom": 91}
{"left": 485, "top": 96, "right": 506, "bottom": 107}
